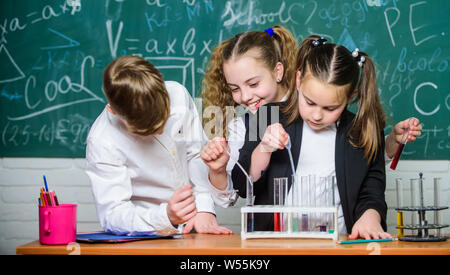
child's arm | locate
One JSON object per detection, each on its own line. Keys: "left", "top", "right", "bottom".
{"left": 349, "top": 209, "right": 393, "bottom": 240}
{"left": 85, "top": 140, "right": 179, "bottom": 236}
{"left": 166, "top": 184, "right": 198, "bottom": 226}
{"left": 352, "top": 130, "right": 389, "bottom": 239}
{"left": 250, "top": 123, "right": 289, "bottom": 181}
{"left": 385, "top": 117, "right": 422, "bottom": 159}
{"left": 182, "top": 88, "right": 233, "bottom": 233}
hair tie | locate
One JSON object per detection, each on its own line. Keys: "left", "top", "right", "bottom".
{"left": 264, "top": 28, "right": 274, "bottom": 37}
{"left": 312, "top": 37, "right": 327, "bottom": 47}
{"left": 352, "top": 48, "right": 366, "bottom": 67}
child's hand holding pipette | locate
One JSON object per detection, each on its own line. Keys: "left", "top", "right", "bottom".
{"left": 200, "top": 137, "right": 230, "bottom": 173}
{"left": 250, "top": 123, "right": 289, "bottom": 181}
{"left": 259, "top": 123, "right": 289, "bottom": 152}
{"left": 200, "top": 137, "right": 230, "bottom": 190}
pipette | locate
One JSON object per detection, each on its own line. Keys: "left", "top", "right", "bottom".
{"left": 222, "top": 144, "right": 255, "bottom": 232}
{"left": 285, "top": 136, "right": 296, "bottom": 177}
{"left": 390, "top": 118, "right": 413, "bottom": 170}
{"left": 222, "top": 145, "right": 250, "bottom": 183}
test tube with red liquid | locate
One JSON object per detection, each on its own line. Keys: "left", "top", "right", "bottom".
{"left": 390, "top": 119, "right": 413, "bottom": 170}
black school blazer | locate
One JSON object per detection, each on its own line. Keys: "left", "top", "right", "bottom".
{"left": 231, "top": 103, "right": 387, "bottom": 233}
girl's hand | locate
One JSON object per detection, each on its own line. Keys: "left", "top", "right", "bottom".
{"left": 200, "top": 137, "right": 230, "bottom": 173}
{"left": 394, "top": 117, "right": 422, "bottom": 144}
{"left": 349, "top": 209, "right": 392, "bottom": 240}
{"left": 259, "top": 123, "right": 289, "bottom": 153}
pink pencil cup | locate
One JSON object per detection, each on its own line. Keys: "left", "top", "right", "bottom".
{"left": 39, "top": 204, "right": 77, "bottom": 245}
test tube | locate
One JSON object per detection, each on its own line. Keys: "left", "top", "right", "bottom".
{"left": 300, "top": 175, "right": 309, "bottom": 231}
{"left": 418, "top": 173, "right": 427, "bottom": 237}
{"left": 318, "top": 177, "right": 328, "bottom": 232}
{"left": 330, "top": 175, "right": 336, "bottom": 206}
{"left": 410, "top": 178, "right": 418, "bottom": 225}
{"left": 418, "top": 172, "right": 424, "bottom": 208}
{"left": 396, "top": 178, "right": 404, "bottom": 238}
{"left": 246, "top": 176, "right": 254, "bottom": 232}
{"left": 273, "top": 177, "right": 288, "bottom": 232}
{"left": 291, "top": 174, "right": 299, "bottom": 232}
{"left": 390, "top": 118, "right": 413, "bottom": 170}
{"left": 434, "top": 177, "right": 441, "bottom": 237}
{"left": 327, "top": 176, "right": 336, "bottom": 233}
{"left": 309, "top": 174, "right": 316, "bottom": 231}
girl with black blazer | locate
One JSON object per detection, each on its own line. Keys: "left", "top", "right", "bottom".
{"left": 232, "top": 36, "right": 391, "bottom": 240}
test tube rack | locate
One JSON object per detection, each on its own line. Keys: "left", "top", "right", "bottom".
{"left": 395, "top": 173, "right": 449, "bottom": 242}
{"left": 241, "top": 205, "right": 339, "bottom": 240}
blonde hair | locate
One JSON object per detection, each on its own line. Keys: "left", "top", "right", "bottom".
{"left": 284, "top": 35, "right": 386, "bottom": 163}
{"left": 201, "top": 25, "right": 298, "bottom": 138}
{"left": 103, "top": 55, "right": 170, "bottom": 136}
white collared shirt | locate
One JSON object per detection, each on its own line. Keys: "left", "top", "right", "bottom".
{"left": 85, "top": 81, "right": 221, "bottom": 236}
{"left": 292, "top": 122, "right": 346, "bottom": 234}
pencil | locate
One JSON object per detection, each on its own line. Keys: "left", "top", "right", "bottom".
{"left": 43, "top": 175, "right": 49, "bottom": 192}
{"left": 53, "top": 193, "right": 59, "bottom": 206}
{"left": 338, "top": 238, "right": 397, "bottom": 244}
{"left": 41, "top": 188, "right": 48, "bottom": 206}
{"left": 49, "top": 191, "right": 56, "bottom": 206}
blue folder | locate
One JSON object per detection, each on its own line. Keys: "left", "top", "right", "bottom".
{"left": 76, "top": 232, "right": 180, "bottom": 243}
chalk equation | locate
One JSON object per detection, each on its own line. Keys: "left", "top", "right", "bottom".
{"left": 2, "top": 114, "right": 92, "bottom": 153}
{"left": 0, "top": 0, "right": 448, "bottom": 158}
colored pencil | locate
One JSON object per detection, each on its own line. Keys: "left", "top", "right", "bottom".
{"left": 49, "top": 191, "right": 56, "bottom": 206}
{"left": 338, "top": 238, "right": 397, "bottom": 244}
{"left": 53, "top": 193, "right": 60, "bottom": 206}
{"left": 43, "top": 175, "right": 49, "bottom": 192}
{"left": 41, "top": 188, "right": 48, "bottom": 206}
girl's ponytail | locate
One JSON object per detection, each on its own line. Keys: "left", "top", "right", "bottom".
{"left": 282, "top": 35, "right": 321, "bottom": 125}
{"left": 271, "top": 26, "right": 299, "bottom": 94}
{"left": 350, "top": 51, "right": 386, "bottom": 163}
{"left": 201, "top": 38, "right": 235, "bottom": 138}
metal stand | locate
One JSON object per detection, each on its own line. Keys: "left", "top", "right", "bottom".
{"left": 395, "top": 173, "right": 449, "bottom": 242}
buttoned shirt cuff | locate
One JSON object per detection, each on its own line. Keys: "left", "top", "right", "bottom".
{"left": 209, "top": 176, "right": 238, "bottom": 208}
{"left": 194, "top": 192, "right": 216, "bottom": 214}
{"left": 158, "top": 203, "right": 182, "bottom": 236}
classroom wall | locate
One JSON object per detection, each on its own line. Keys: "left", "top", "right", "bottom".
{"left": 1, "top": 158, "right": 449, "bottom": 255}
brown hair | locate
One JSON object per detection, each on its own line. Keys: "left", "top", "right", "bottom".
{"left": 284, "top": 35, "right": 386, "bottom": 163}
{"left": 103, "top": 55, "right": 170, "bottom": 136}
{"left": 201, "top": 25, "right": 298, "bottom": 138}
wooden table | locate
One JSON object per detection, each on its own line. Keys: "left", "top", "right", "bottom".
{"left": 16, "top": 234, "right": 450, "bottom": 255}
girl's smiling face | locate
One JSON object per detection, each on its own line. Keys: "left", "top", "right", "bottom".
{"left": 296, "top": 71, "right": 349, "bottom": 131}
{"left": 223, "top": 49, "right": 284, "bottom": 113}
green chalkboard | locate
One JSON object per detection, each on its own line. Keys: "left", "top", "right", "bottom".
{"left": 1, "top": 0, "right": 449, "bottom": 159}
